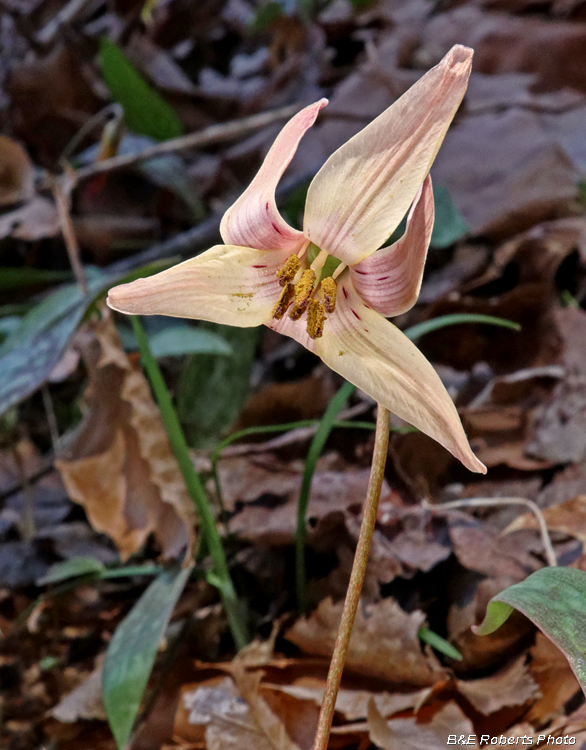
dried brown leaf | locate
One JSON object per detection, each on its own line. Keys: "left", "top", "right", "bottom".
{"left": 527, "top": 632, "right": 580, "bottom": 725}
{"left": 0, "top": 196, "right": 60, "bottom": 241}
{"left": 456, "top": 655, "right": 540, "bottom": 716}
{"left": 367, "top": 698, "right": 475, "bottom": 750}
{"left": 0, "top": 134, "right": 35, "bottom": 206}
{"left": 51, "top": 666, "right": 107, "bottom": 723}
{"left": 55, "top": 312, "right": 196, "bottom": 561}
{"left": 285, "top": 598, "right": 444, "bottom": 687}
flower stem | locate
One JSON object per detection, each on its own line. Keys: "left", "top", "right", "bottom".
{"left": 313, "top": 405, "right": 391, "bottom": 750}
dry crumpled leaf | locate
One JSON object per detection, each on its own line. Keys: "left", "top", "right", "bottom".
{"left": 231, "top": 665, "right": 303, "bottom": 750}
{"left": 179, "top": 673, "right": 303, "bottom": 750}
{"left": 0, "top": 196, "right": 60, "bottom": 240}
{"left": 367, "top": 698, "right": 475, "bottom": 750}
{"left": 528, "top": 307, "right": 586, "bottom": 464}
{"left": 271, "top": 682, "right": 431, "bottom": 721}
{"left": 504, "top": 495, "right": 586, "bottom": 550}
{"left": 456, "top": 655, "right": 540, "bottom": 715}
{"left": 55, "top": 312, "right": 196, "bottom": 561}
{"left": 51, "top": 666, "right": 106, "bottom": 723}
{"left": 526, "top": 632, "right": 580, "bottom": 725}
{"left": 0, "top": 134, "right": 35, "bottom": 206}
{"left": 285, "top": 597, "right": 444, "bottom": 687}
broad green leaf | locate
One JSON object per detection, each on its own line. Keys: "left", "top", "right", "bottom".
{"left": 0, "top": 267, "right": 71, "bottom": 290}
{"left": 177, "top": 324, "right": 258, "bottom": 448}
{"left": 0, "top": 276, "right": 106, "bottom": 416}
{"left": 474, "top": 567, "right": 586, "bottom": 692}
{"left": 0, "top": 262, "right": 171, "bottom": 416}
{"left": 405, "top": 313, "right": 521, "bottom": 342}
{"left": 430, "top": 183, "right": 468, "bottom": 249}
{"left": 103, "top": 565, "right": 190, "bottom": 749}
{"left": 98, "top": 38, "right": 183, "bottom": 142}
{"left": 39, "top": 556, "right": 106, "bottom": 585}
{"left": 120, "top": 323, "right": 232, "bottom": 359}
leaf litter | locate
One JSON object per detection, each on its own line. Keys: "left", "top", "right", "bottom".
{"left": 5, "top": 0, "right": 586, "bottom": 748}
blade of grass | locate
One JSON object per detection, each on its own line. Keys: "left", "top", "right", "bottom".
{"left": 405, "top": 313, "right": 521, "bottom": 342}
{"left": 418, "top": 625, "right": 463, "bottom": 660}
{"left": 296, "top": 380, "right": 355, "bottom": 610}
{"left": 131, "top": 315, "right": 248, "bottom": 650}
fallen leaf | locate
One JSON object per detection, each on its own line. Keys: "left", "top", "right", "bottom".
{"left": 367, "top": 698, "right": 475, "bottom": 750}
{"left": 55, "top": 311, "right": 196, "bottom": 561}
{"left": 51, "top": 665, "right": 106, "bottom": 723}
{"left": 271, "top": 682, "right": 431, "bottom": 721}
{"left": 0, "top": 196, "right": 60, "bottom": 241}
{"left": 231, "top": 665, "right": 303, "bottom": 750}
{"left": 504, "top": 495, "right": 586, "bottom": 550}
{"left": 526, "top": 632, "right": 580, "bottom": 725}
{"left": 285, "top": 597, "right": 444, "bottom": 687}
{"left": 456, "top": 655, "right": 540, "bottom": 715}
{"left": 0, "top": 134, "right": 35, "bottom": 206}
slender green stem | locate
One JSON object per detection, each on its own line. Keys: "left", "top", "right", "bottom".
{"left": 296, "top": 381, "right": 355, "bottom": 611}
{"left": 313, "top": 405, "right": 391, "bottom": 750}
{"left": 130, "top": 316, "right": 248, "bottom": 650}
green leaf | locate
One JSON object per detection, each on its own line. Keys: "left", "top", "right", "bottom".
{"left": 430, "top": 183, "right": 468, "bottom": 249}
{"left": 120, "top": 323, "right": 232, "bottom": 359}
{"left": 39, "top": 556, "right": 106, "bottom": 585}
{"left": 418, "top": 626, "right": 463, "bottom": 661}
{"left": 249, "top": 0, "right": 285, "bottom": 31}
{"left": 0, "top": 267, "right": 71, "bottom": 290}
{"left": 103, "top": 565, "right": 190, "bottom": 749}
{"left": 0, "top": 262, "right": 171, "bottom": 416}
{"left": 177, "top": 324, "right": 258, "bottom": 448}
{"left": 404, "top": 313, "right": 521, "bottom": 342}
{"left": 98, "top": 38, "right": 183, "bottom": 142}
{"left": 474, "top": 567, "right": 586, "bottom": 692}
{"left": 0, "top": 276, "right": 105, "bottom": 416}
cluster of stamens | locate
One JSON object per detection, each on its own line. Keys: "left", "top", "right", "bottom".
{"left": 272, "top": 253, "right": 337, "bottom": 339}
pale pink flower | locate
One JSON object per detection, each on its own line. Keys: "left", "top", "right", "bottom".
{"left": 108, "top": 45, "right": 485, "bottom": 474}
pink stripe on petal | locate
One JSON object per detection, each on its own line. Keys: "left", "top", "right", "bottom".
{"left": 350, "top": 175, "right": 434, "bottom": 317}
{"left": 304, "top": 46, "right": 471, "bottom": 265}
{"left": 315, "top": 278, "right": 485, "bottom": 474}
{"left": 220, "top": 99, "right": 328, "bottom": 252}
{"left": 107, "top": 245, "right": 290, "bottom": 327}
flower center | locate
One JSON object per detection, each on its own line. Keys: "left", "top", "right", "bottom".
{"left": 272, "top": 248, "right": 339, "bottom": 339}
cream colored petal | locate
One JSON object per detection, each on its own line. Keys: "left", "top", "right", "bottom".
{"left": 220, "top": 99, "right": 328, "bottom": 252}
{"left": 315, "top": 278, "right": 485, "bottom": 473}
{"left": 107, "top": 244, "right": 290, "bottom": 327}
{"left": 267, "top": 314, "right": 317, "bottom": 354}
{"left": 350, "top": 175, "right": 434, "bottom": 317}
{"left": 304, "top": 45, "right": 472, "bottom": 265}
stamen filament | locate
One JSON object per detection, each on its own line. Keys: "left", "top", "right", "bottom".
{"left": 332, "top": 263, "right": 347, "bottom": 281}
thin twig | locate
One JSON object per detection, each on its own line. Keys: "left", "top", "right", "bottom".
{"left": 41, "top": 386, "right": 60, "bottom": 449}
{"left": 313, "top": 406, "right": 391, "bottom": 750}
{"left": 50, "top": 176, "right": 89, "bottom": 295}
{"left": 70, "top": 104, "right": 301, "bottom": 184}
{"left": 427, "top": 497, "right": 557, "bottom": 567}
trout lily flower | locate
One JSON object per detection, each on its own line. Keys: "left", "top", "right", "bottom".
{"left": 108, "top": 44, "right": 485, "bottom": 474}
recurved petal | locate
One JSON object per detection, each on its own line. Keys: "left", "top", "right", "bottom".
{"left": 350, "top": 175, "right": 434, "bottom": 317}
{"left": 107, "top": 244, "right": 291, "bottom": 327}
{"left": 304, "top": 45, "right": 472, "bottom": 266}
{"left": 220, "top": 99, "right": 328, "bottom": 252}
{"left": 315, "top": 278, "right": 486, "bottom": 473}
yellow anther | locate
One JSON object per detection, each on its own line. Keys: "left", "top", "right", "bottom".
{"left": 307, "top": 299, "right": 326, "bottom": 339}
{"left": 272, "top": 282, "right": 295, "bottom": 319}
{"left": 321, "top": 277, "right": 337, "bottom": 313}
{"left": 276, "top": 255, "right": 300, "bottom": 287}
{"left": 289, "top": 269, "right": 316, "bottom": 320}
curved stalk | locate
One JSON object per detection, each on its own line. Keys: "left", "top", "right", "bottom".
{"left": 313, "top": 405, "right": 391, "bottom": 750}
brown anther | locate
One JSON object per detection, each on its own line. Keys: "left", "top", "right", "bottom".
{"left": 276, "top": 255, "right": 300, "bottom": 287}
{"left": 289, "top": 269, "right": 316, "bottom": 320}
{"left": 321, "top": 277, "right": 337, "bottom": 313}
{"left": 272, "top": 282, "right": 295, "bottom": 319}
{"left": 307, "top": 299, "right": 326, "bottom": 339}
